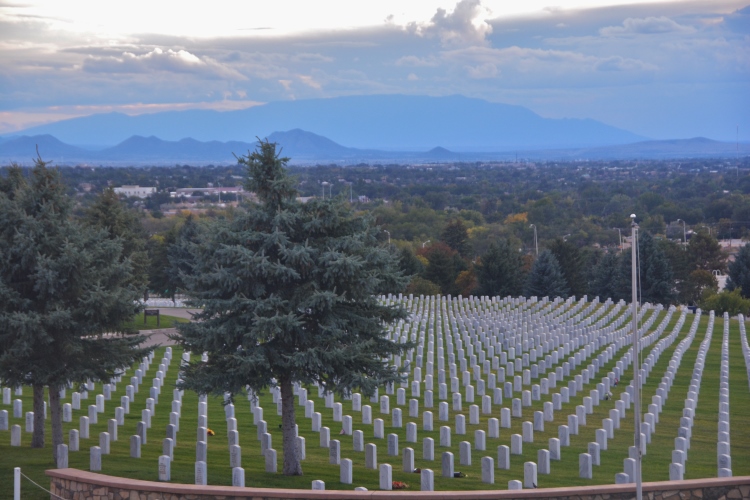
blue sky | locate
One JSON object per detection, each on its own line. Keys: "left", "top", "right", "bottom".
{"left": 1, "top": 0, "right": 748, "bottom": 141}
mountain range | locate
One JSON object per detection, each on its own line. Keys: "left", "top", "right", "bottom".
{"left": 7, "top": 94, "right": 646, "bottom": 151}
{"left": 0, "top": 131, "right": 742, "bottom": 165}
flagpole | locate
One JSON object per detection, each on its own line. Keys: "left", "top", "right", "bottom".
{"left": 631, "top": 213, "right": 642, "bottom": 500}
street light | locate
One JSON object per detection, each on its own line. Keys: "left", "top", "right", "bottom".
{"left": 321, "top": 181, "right": 328, "bottom": 199}
{"left": 384, "top": 230, "right": 390, "bottom": 245}
{"left": 699, "top": 224, "right": 711, "bottom": 236}
{"left": 563, "top": 233, "right": 571, "bottom": 242}
{"left": 422, "top": 239, "right": 431, "bottom": 248}
{"left": 529, "top": 224, "right": 538, "bottom": 255}
{"left": 676, "top": 219, "right": 687, "bottom": 247}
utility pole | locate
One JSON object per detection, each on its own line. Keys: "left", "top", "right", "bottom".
{"left": 529, "top": 224, "right": 538, "bottom": 255}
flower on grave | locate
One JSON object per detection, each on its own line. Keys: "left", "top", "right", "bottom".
{"left": 207, "top": 428, "right": 215, "bottom": 436}
{"left": 392, "top": 481, "right": 409, "bottom": 489}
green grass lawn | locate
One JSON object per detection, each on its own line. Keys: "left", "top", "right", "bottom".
{"left": 1, "top": 301, "right": 749, "bottom": 499}
{"left": 126, "top": 313, "right": 188, "bottom": 331}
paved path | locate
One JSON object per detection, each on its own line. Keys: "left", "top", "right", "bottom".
{"left": 140, "top": 308, "right": 201, "bottom": 348}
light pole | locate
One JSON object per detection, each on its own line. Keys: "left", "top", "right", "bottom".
{"left": 321, "top": 182, "right": 328, "bottom": 199}
{"left": 614, "top": 228, "right": 623, "bottom": 253}
{"left": 529, "top": 224, "right": 538, "bottom": 255}
{"left": 384, "top": 230, "right": 390, "bottom": 245}
{"left": 699, "top": 224, "right": 711, "bottom": 236}
{"left": 676, "top": 219, "right": 687, "bottom": 247}
{"left": 630, "top": 213, "right": 643, "bottom": 500}
{"left": 563, "top": 233, "right": 571, "bottom": 242}
{"left": 422, "top": 239, "right": 431, "bottom": 248}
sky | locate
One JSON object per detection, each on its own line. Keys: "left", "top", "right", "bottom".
{"left": 1, "top": 0, "right": 748, "bottom": 141}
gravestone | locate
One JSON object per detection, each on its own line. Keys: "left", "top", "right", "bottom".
{"left": 90, "top": 446, "right": 102, "bottom": 471}
{"left": 379, "top": 463, "right": 392, "bottom": 490}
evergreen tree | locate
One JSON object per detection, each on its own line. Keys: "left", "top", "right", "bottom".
{"left": 175, "top": 141, "right": 411, "bottom": 476}
{"left": 85, "top": 187, "right": 149, "bottom": 298}
{"left": 589, "top": 251, "right": 622, "bottom": 301}
{"left": 547, "top": 238, "right": 586, "bottom": 298}
{"left": 167, "top": 215, "right": 203, "bottom": 298}
{"left": 639, "top": 232, "right": 675, "bottom": 305}
{"left": 523, "top": 250, "right": 569, "bottom": 299}
{"left": 441, "top": 219, "right": 471, "bottom": 257}
{"left": 727, "top": 243, "right": 750, "bottom": 299}
{"left": 475, "top": 240, "right": 525, "bottom": 298}
{"left": 422, "top": 242, "right": 459, "bottom": 295}
{"left": 397, "top": 246, "right": 424, "bottom": 277}
{"left": 619, "top": 231, "right": 675, "bottom": 305}
{"left": 0, "top": 160, "right": 148, "bottom": 460}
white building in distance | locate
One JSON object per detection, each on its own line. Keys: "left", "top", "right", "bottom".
{"left": 114, "top": 185, "right": 157, "bottom": 198}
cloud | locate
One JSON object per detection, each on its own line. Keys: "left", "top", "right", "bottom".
{"left": 600, "top": 16, "right": 695, "bottom": 36}
{"left": 411, "top": 0, "right": 493, "bottom": 47}
{"left": 395, "top": 55, "right": 440, "bottom": 67}
{"left": 465, "top": 62, "right": 498, "bottom": 79}
{"left": 82, "top": 47, "right": 246, "bottom": 80}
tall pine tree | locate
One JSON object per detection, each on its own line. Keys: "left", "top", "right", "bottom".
{"left": 175, "top": 141, "right": 411, "bottom": 475}
{"left": 589, "top": 251, "right": 622, "bottom": 301}
{"left": 0, "top": 160, "right": 148, "bottom": 460}
{"left": 548, "top": 238, "right": 586, "bottom": 298}
{"left": 475, "top": 240, "right": 525, "bottom": 297}
{"left": 523, "top": 250, "right": 569, "bottom": 299}
{"left": 727, "top": 243, "right": 750, "bottom": 298}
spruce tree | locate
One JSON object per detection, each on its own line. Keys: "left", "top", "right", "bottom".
{"left": 548, "top": 238, "right": 586, "bottom": 298}
{"left": 475, "top": 240, "right": 525, "bottom": 297}
{"left": 523, "top": 249, "right": 569, "bottom": 299}
{"left": 175, "top": 141, "right": 411, "bottom": 475}
{"left": 441, "top": 219, "right": 471, "bottom": 257}
{"left": 85, "top": 187, "right": 149, "bottom": 298}
{"left": 727, "top": 243, "right": 750, "bottom": 298}
{"left": 0, "top": 160, "right": 148, "bottom": 460}
{"left": 589, "top": 251, "right": 622, "bottom": 301}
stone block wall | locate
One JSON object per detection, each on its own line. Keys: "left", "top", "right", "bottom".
{"left": 47, "top": 469, "right": 750, "bottom": 500}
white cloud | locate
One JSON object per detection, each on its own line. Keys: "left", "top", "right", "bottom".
{"left": 395, "top": 55, "right": 440, "bottom": 67}
{"left": 465, "top": 62, "right": 498, "bottom": 79}
{"left": 83, "top": 47, "right": 246, "bottom": 80}
{"left": 600, "top": 16, "right": 695, "bottom": 36}
{"left": 410, "top": 0, "right": 493, "bottom": 47}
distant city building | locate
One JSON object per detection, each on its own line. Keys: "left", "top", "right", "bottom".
{"left": 171, "top": 186, "right": 245, "bottom": 198}
{"left": 113, "top": 185, "right": 157, "bottom": 198}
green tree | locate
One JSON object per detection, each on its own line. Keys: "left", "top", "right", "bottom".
{"left": 0, "top": 160, "right": 148, "bottom": 460}
{"left": 548, "top": 238, "right": 586, "bottom": 298}
{"left": 85, "top": 187, "right": 149, "bottom": 298}
{"left": 623, "top": 231, "right": 675, "bottom": 305}
{"left": 524, "top": 250, "right": 569, "bottom": 299}
{"left": 589, "top": 251, "right": 622, "bottom": 301}
{"left": 421, "top": 242, "right": 460, "bottom": 295}
{"left": 680, "top": 269, "right": 718, "bottom": 305}
{"left": 727, "top": 243, "right": 750, "bottom": 299}
{"left": 174, "top": 141, "right": 411, "bottom": 476}
{"left": 441, "top": 218, "right": 471, "bottom": 257}
{"left": 167, "top": 215, "right": 203, "bottom": 298}
{"left": 687, "top": 231, "right": 725, "bottom": 272}
{"left": 397, "top": 246, "right": 424, "bottom": 277}
{"left": 475, "top": 240, "right": 525, "bottom": 298}
{"left": 405, "top": 276, "right": 441, "bottom": 296}
{"left": 699, "top": 288, "right": 750, "bottom": 316}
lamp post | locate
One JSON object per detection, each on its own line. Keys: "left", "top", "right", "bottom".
{"left": 529, "top": 224, "right": 538, "bottom": 255}
{"left": 563, "top": 233, "right": 571, "bottom": 242}
{"left": 422, "top": 240, "right": 431, "bottom": 248}
{"left": 630, "top": 213, "right": 643, "bottom": 500}
{"left": 321, "top": 182, "right": 328, "bottom": 199}
{"left": 676, "top": 219, "right": 687, "bottom": 247}
{"left": 699, "top": 225, "right": 711, "bottom": 236}
{"left": 384, "top": 230, "right": 390, "bottom": 245}
{"left": 614, "top": 228, "right": 623, "bottom": 253}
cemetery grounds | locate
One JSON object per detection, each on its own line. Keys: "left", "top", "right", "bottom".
{"left": 1, "top": 295, "right": 749, "bottom": 499}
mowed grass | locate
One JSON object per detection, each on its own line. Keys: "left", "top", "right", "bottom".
{"left": 126, "top": 313, "right": 188, "bottom": 331}
{"left": 1, "top": 302, "right": 749, "bottom": 499}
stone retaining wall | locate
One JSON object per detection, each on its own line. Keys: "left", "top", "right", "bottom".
{"left": 47, "top": 469, "right": 750, "bottom": 500}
